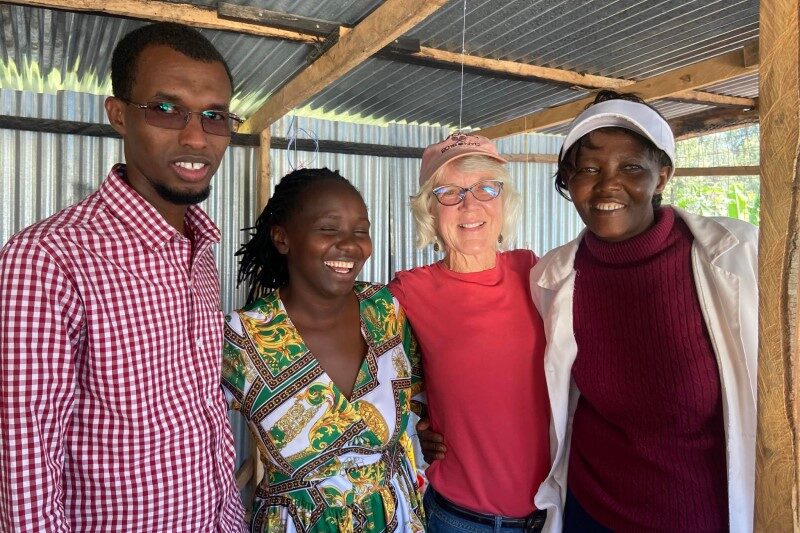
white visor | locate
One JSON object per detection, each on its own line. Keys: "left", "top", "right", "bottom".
{"left": 559, "top": 99, "right": 676, "bottom": 174}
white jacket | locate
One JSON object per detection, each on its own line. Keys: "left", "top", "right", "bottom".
{"left": 529, "top": 208, "right": 758, "bottom": 533}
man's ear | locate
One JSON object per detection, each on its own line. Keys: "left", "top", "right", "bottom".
{"left": 271, "top": 225, "right": 289, "bottom": 255}
{"left": 104, "top": 96, "right": 127, "bottom": 136}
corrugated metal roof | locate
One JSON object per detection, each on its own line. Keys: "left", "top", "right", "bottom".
{"left": 704, "top": 72, "right": 759, "bottom": 98}
{"left": 305, "top": 0, "right": 758, "bottom": 127}
{"left": 407, "top": 0, "right": 757, "bottom": 78}
{"left": 0, "top": 0, "right": 759, "bottom": 129}
{"left": 308, "top": 58, "right": 582, "bottom": 127}
{"left": 0, "top": 4, "right": 311, "bottom": 116}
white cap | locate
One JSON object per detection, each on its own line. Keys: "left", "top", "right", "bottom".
{"left": 559, "top": 99, "right": 676, "bottom": 172}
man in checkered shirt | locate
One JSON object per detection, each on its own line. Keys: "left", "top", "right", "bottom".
{"left": 0, "top": 23, "right": 245, "bottom": 531}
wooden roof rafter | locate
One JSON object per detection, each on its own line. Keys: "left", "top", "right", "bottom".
{"left": 410, "top": 47, "right": 757, "bottom": 109}
{"left": 215, "top": 3, "right": 757, "bottom": 111}
{"left": 670, "top": 106, "right": 759, "bottom": 140}
{"left": 478, "top": 41, "right": 760, "bottom": 139}
{"left": 4, "top": 0, "right": 757, "bottom": 134}
{"left": 13, "top": 0, "right": 321, "bottom": 43}
{"left": 240, "top": 0, "right": 449, "bottom": 133}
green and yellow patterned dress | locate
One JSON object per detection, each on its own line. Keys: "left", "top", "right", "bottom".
{"left": 222, "top": 283, "right": 425, "bottom": 533}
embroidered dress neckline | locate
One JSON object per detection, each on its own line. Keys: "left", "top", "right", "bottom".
{"left": 274, "top": 287, "right": 376, "bottom": 403}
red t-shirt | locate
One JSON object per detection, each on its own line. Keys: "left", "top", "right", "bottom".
{"left": 389, "top": 250, "right": 549, "bottom": 517}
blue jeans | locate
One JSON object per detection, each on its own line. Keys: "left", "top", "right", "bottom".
{"left": 423, "top": 488, "right": 530, "bottom": 533}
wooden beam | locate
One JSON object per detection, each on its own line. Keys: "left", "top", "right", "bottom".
{"left": 413, "top": 47, "right": 756, "bottom": 108}
{"left": 253, "top": 445, "right": 264, "bottom": 495}
{"left": 666, "top": 91, "right": 756, "bottom": 107}
{"left": 500, "top": 152, "right": 760, "bottom": 176}
{"left": 755, "top": 0, "right": 800, "bottom": 529}
{"left": 217, "top": 3, "right": 338, "bottom": 36}
{"left": 489, "top": 154, "right": 760, "bottom": 177}
{"left": 479, "top": 43, "right": 759, "bottom": 140}
{"left": 413, "top": 47, "right": 632, "bottom": 90}
{"left": 669, "top": 107, "right": 759, "bottom": 140}
{"left": 0, "top": 114, "right": 434, "bottom": 157}
{"left": 502, "top": 153, "right": 558, "bottom": 164}
{"left": 6, "top": 0, "right": 318, "bottom": 43}
{"left": 258, "top": 129, "right": 271, "bottom": 212}
{"left": 0, "top": 115, "right": 759, "bottom": 178}
{"left": 235, "top": 457, "right": 254, "bottom": 489}
{"left": 673, "top": 166, "right": 760, "bottom": 177}
{"left": 239, "top": 0, "right": 447, "bottom": 134}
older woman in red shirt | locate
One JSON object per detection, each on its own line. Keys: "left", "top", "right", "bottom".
{"left": 389, "top": 134, "right": 551, "bottom": 532}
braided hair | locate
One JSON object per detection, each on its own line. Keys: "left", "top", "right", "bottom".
{"left": 236, "top": 167, "right": 362, "bottom": 304}
{"left": 555, "top": 90, "right": 673, "bottom": 208}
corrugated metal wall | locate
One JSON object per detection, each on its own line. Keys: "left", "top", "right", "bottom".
{"left": 0, "top": 88, "right": 585, "bottom": 471}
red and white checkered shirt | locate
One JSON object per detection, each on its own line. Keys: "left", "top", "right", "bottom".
{"left": 0, "top": 165, "right": 244, "bottom": 532}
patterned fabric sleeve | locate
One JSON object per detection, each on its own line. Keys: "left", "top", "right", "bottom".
{"left": 0, "top": 239, "right": 82, "bottom": 532}
{"left": 221, "top": 310, "right": 250, "bottom": 413}
{"left": 394, "top": 297, "right": 425, "bottom": 415}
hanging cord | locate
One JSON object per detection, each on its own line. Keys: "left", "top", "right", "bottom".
{"left": 292, "top": 111, "right": 298, "bottom": 168}
{"left": 457, "top": 0, "right": 467, "bottom": 132}
{"left": 285, "top": 113, "right": 319, "bottom": 171}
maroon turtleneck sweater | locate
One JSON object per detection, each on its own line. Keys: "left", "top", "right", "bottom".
{"left": 568, "top": 207, "right": 728, "bottom": 532}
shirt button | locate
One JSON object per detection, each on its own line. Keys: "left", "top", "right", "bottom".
{"left": 206, "top": 395, "right": 214, "bottom": 406}
{"left": 197, "top": 338, "right": 203, "bottom": 349}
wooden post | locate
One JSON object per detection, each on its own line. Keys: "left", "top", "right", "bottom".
{"left": 258, "top": 129, "right": 271, "bottom": 214}
{"left": 755, "top": 0, "right": 800, "bottom": 530}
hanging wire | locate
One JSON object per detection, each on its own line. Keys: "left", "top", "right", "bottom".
{"left": 292, "top": 111, "right": 298, "bottom": 168}
{"left": 457, "top": 0, "right": 467, "bottom": 132}
{"left": 285, "top": 113, "right": 320, "bottom": 170}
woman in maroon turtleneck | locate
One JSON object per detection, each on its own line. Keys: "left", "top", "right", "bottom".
{"left": 530, "top": 91, "right": 758, "bottom": 533}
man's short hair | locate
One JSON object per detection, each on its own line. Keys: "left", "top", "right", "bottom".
{"left": 111, "top": 22, "right": 234, "bottom": 100}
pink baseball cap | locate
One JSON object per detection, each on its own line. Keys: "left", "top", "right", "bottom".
{"left": 419, "top": 132, "right": 507, "bottom": 186}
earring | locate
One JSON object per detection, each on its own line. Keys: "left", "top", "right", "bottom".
{"left": 498, "top": 234, "right": 503, "bottom": 244}
{"left": 434, "top": 242, "right": 440, "bottom": 252}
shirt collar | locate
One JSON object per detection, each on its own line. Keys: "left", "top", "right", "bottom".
{"left": 100, "top": 164, "right": 220, "bottom": 250}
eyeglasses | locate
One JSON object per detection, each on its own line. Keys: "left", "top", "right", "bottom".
{"left": 119, "top": 99, "right": 243, "bottom": 136}
{"left": 431, "top": 180, "right": 504, "bottom": 206}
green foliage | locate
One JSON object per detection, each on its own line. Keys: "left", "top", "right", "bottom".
{"left": 666, "top": 125, "right": 760, "bottom": 226}
{"left": 665, "top": 176, "right": 760, "bottom": 226}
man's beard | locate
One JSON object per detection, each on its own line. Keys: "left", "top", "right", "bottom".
{"left": 152, "top": 183, "right": 212, "bottom": 205}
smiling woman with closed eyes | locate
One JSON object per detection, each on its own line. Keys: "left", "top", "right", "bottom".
{"left": 530, "top": 91, "right": 759, "bottom": 533}
{"left": 222, "top": 168, "right": 425, "bottom": 533}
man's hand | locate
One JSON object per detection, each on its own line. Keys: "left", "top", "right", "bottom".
{"left": 416, "top": 418, "right": 446, "bottom": 463}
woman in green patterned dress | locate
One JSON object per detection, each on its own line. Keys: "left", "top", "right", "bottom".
{"left": 223, "top": 168, "right": 425, "bottom": 533}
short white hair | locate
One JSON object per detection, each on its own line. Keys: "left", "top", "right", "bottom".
{"left": 410, "top": 155, "right": 522, "bottom": 250}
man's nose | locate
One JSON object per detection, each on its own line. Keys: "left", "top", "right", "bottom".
{"left": 178, "top": 113, "right": 208, "bottom": 150}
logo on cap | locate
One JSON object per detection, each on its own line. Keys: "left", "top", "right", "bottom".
{"left": 441, "top": 132, "right": 482, "bottom": 154}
